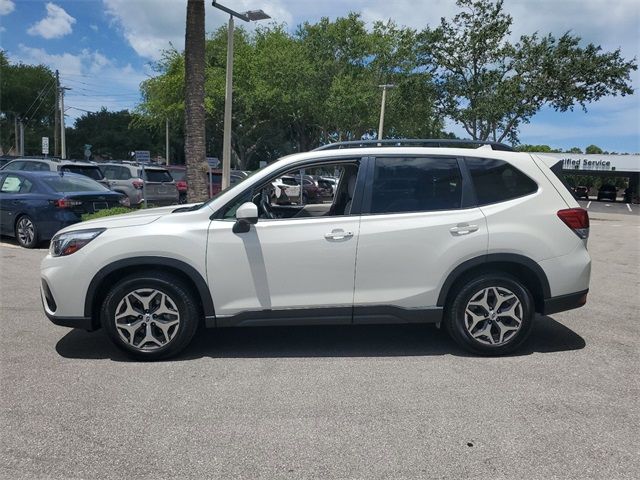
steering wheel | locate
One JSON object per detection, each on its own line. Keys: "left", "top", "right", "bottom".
{"left": 260, "top": 189, "right": 275, "bottom": 219}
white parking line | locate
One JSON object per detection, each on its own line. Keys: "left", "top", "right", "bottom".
{"left": 586, "top": 201, "right": 592, "bottom": 209}
{"left": 627, "top": 203, "right": 632, "bottom": 212}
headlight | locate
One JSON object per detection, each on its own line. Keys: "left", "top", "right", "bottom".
{"left": 50, "top": 228, "right": 105, "bottom": 257}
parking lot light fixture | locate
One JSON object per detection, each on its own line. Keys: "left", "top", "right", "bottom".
{"left": 212, "top": 1, "right": 270, "bottom": 189}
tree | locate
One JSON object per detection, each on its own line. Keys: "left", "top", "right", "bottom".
{"left": 183, "top": 0, "right": 208, "bottom": 202}
{"left": 585, "top": 144, "right": 603, "bottom": 154}
{"left": 137, "top": 16, "right": 447, "bottom": 169}
{"left": 515, "top": 144, "right": 561, "bottom": 153}
{"left": 0, "top": 51, "right": 56, "bottom": 155}
{"left": 65, "top": 109, "right": 162, "bottom": 160}
{"left": 419, "top": 0, "right": 637, "bottom": 144}
{"left": 566, "top": 147, "right": 582, "bottom": 153}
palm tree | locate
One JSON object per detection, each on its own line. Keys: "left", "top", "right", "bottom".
{"left": 184, "top": 0, "right": 208, "bottom": 202}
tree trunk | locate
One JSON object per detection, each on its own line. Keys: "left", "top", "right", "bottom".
{"left": 184, "top": 0, "right": 208, "bottom": 203}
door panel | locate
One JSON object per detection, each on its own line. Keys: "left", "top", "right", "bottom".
{"left": 208, "top": 216, "right": 360, "bottom": 317}
{"left": 354, "top": 208, "right": 488, "bottom": 309}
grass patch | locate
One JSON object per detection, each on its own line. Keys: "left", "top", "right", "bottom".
{"left": 81, "top": 207, "right": 132, "bottom": 222}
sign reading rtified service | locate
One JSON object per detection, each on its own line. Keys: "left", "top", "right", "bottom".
{"left": 540, "top": 153, "right": 640, "bottom": 174}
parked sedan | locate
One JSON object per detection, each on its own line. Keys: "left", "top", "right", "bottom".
{"left": 0, "top": 171, "right": 128, "bottom": 248}
{"left": 573, "top": 186, "right": 589, "bottom": 199}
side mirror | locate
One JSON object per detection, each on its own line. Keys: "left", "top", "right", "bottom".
{"left": 233, "top": 202, "right": 258, "bottom": 233}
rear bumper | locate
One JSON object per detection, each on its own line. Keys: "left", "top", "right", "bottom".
{"left": 542, "top": 289, "right": 589, "bottom": 315}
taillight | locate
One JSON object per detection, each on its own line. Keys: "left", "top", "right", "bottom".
{"left": 557, "top": 208, "right": 589, "bottom": 239}
{"left": 53, "top": 198, "right": 83, "bottom": 208}
{"left": 132, "top": 179, "right": 144, "bottom": 189}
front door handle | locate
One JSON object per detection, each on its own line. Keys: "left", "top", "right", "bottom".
{"left": 325, "top": 229, "right": 353, "bottom": 240}
{"left": 450, "top": 223, "right": 479, "bottom": 236}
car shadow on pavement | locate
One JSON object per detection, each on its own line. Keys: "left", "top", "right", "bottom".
{"left": 55, "top": 315, "right": 585, "bottom": 362}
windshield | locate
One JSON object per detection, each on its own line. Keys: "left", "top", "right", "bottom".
{"left": 42, "top": 175, "right": 110, "bottom": 193}
{"left": 60, "top": 165, "right": 104, "bottom": 181}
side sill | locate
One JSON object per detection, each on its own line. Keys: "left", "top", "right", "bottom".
{"left": 207, "top": 305, "right": 443, "bottom": 328}
{"left": 353, "top": 305, "right": 443, "bottom": 325}
{"left": 542, "top": 289, "right": 589, "bottom": 315}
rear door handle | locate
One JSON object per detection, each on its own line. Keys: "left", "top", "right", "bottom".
{"left": 450, "top": 223, "right": 479, "bottom": 236}
{"left": 325, "top": 229, "right": 353, "bottom": 240}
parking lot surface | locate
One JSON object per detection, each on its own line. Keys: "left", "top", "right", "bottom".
{"left": 578, "top": 199, "right": 638, "bottom": 216}
{"left": 1, "top": 214, "right": 639, "bottom": 480}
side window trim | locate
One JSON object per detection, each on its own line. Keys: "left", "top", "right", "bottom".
{"left": 211, "top": 156, "right": 367, "bottom": 220}
{"left": 457, "top": 156, "right": 478, "bottom": 208}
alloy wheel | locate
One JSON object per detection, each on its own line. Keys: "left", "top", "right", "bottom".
{"left": 114, "top": 288, "right": 181, "bottom": 351}
{"left": 17, "top": 217, "right": 35, "bottom": 246}
{"left": 464, "top": 286, "right": 523, "bottom": 346}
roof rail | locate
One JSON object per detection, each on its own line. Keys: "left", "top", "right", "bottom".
{"left": 313, "top": 139, "right": 514, "bottom": 152}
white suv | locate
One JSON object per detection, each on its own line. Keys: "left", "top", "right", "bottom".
{"left": 40, "top": 141, "right": 591, "bottom": 360}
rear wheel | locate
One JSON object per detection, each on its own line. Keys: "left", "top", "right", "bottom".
{"left": 445, "top": 273, "right": 534, "bottom": 355}
{"left": 15, "top": 215, "right": 39, "bottom": 249}
{"left": 101, "top": 272, "right": 200, "bottom": 360}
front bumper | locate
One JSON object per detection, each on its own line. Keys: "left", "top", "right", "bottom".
{"left": 542, "top": 289, "right": 589, "bottom": 315}
{"left": 41, "top": 277, "right": 97, "bottom": 331}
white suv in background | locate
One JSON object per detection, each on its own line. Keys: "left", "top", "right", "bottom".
{"left": 40, "top": 140, "right": 591, "bottom": 360}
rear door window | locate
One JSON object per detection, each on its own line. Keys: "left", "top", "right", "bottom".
{"left": 465, "top": 158, "right": 537, "bottom": 205}
{"left": 1, "top": 174, "right": 32, "bottom": 193}
{"left": 369, "top": 156, "right": 462, "bottom": 214}
{"left": 102, "top": 165, "right": 132, "bottom": 180}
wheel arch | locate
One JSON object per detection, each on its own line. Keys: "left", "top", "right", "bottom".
{"left": 85, "top": 256, "right": 214, "bottom": 329}
{"left": 437, "top": 254, "right": 551, "bottom": 313}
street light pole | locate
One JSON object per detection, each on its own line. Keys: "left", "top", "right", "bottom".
{"left": 377, "top": 84, "right": 395, "bottom": 140}
{"left": 212, "top": 1, "right": 270, "bottom": 190}
{"left": 222, "top": 14, "right": 234, "bottom": 190}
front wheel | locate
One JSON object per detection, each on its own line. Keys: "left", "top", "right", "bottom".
{"left": 100, "top": 272, "right": 200, "bottom": 360}
{"left": 445, "top": 273, "right": 534, "bottom": 355}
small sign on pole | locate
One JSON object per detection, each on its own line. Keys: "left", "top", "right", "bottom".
{"left": 135, "top": 150, "right": 151, "bottom": 162}
{"left": 42, "top": 137, "right": 49, "bottom": 156}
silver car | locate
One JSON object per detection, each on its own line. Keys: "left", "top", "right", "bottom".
{"left": 99, "top": 162, "right": 179, "bottom": 207}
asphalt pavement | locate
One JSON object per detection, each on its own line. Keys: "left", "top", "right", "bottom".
{"left": 1, "top": 213, "right": 639, "bottom": 479}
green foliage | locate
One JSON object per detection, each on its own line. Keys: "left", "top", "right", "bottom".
{"left": 566, "top": 147, "right": 583, "bottom": 154}
{"left": 65, "top": 108, "right": 163, "bottom": 160}
{"left": 418, "top": 0, "right": 637, "bottom": 144}
{"left": 515, "top": 144, "right": 562, "bottom": 152}
{"left": 137, "top": 15, "right": 447, "bottom": 169}
{"left": 0, "top": 51, "right": 57, "bottom": 155}
{"left": 585, "top": 144, "right": 604, "bottom": 154}
{"left": 81, "top": 207, "right": 132, "bottom": 222}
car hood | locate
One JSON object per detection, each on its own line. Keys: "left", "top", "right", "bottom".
{"left": 56, "top": 203, "right": 201, "bottom": 234}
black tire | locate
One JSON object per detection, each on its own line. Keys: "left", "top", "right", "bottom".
{"left": 100, "top": 272, "right": 200, "bottom": 360}
{"left": 445, "top": 273, "right": 534, "bottom": 355}
{"left": 15, "top": 215, "right": 39, "bottom": 249}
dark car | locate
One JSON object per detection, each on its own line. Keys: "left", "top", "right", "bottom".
{"left": 597, "top": 184, "right": 617, "bottom": 202}
{"left": 0, "top": 171, "right": 128, "bottom": 248}
{"left": 574, "top": 186, "right": 589, "bottom": 199}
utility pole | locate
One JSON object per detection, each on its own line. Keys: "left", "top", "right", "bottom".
{"left": 60, "top": 87, "right": 70, "bottom": 159}
{"left": 165, "top": 117, "right": 170, "bottom": 165}
{"left": 54, "top": 70, "right": 60, "bottom": 157}
{"left": 14, "top": 114, "right": 19, "bottom": 154}
{"left": 19, "top": 118, "right": 24, "bottom": 156}
{"left": 378, "top": 84, "right": 395, "bottom": 140}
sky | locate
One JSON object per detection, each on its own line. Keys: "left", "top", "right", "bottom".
{"left": 1, "top": 0, "right": 638, "bottom": 152}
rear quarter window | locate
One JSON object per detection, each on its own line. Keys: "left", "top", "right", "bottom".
{"left": 466, "top": 158, "right": 538, "bottom": 205}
